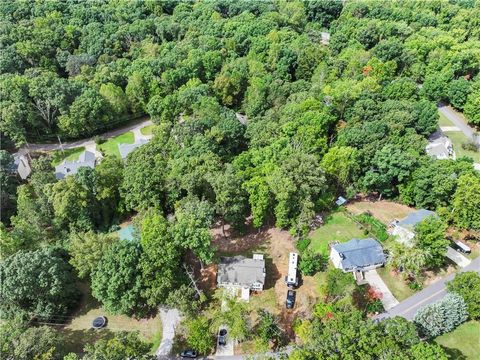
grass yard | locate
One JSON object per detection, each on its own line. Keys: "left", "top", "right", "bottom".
{"left": 435, "top": 320, "right": 480, "bottom": 360}
{"left": 50, "top": 147, "right": 85, "bottom": 166}
{"left": 438, "top": 111, "right": 454, "bottom": 127}
{"left": 376, "top": 266, "right": 415, "bottom": 301}
{"left": 308, "top": 211, "right": 365, "bottom": 256}
{"left": 443, "top": 131, "right": 480, "bottom": 163}
{"left": 60, "top": 284, "right": 162, "bottom": 355}
{"left": 98, "top": 131, "right": 135, "bottom": 158}
{"left": 140, "top": 124, "right": 156, "bottom": 135}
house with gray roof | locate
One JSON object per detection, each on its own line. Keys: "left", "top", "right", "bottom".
{"left": 390, "top": 209, "right": 437, "bottom": 246}
{"left": 55, "top": 150, "right": 96, "bottom": 180}
{"left": 330, "top": 238, "right": 386, "bottom": 276}
{"left": 118, "top": 139, "right": 149, "bottom": 160}
{"left": 217, "top": 254, "right": 266, "bottom": 293}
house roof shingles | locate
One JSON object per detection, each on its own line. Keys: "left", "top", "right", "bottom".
{"left": 332, "top": 238, "right": 385, "bottom": 271}
{"left": 118, "top": 139, "right": 149, "bottom": 160}
{"left": 54, "top": 150, "right": 96, "bottom": 179}
{"left": 397, "top": 209, "right": 437, "bottom": 229}
{"left": 217, "top": 256, "right": 265, "bottom": 287}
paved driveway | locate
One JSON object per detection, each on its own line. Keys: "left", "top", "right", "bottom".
{"left": 446, "top": 246, "right": 471, "bottom": 268}
{"left": 375, "top": 257, "right": 480, "bottom": 321}
{"left": 438, "top": 105, "right": 479, "bottom": 145}
{"left": 364, "top": 269, "right": 399, "bottom": 310}
{"left": 215, "top": 326, "right": 234, "bottom": 357}
{"left": 156, "top": 308, "right": 181, "bottom": 357}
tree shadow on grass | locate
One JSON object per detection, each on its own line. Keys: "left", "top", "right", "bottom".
{"left": 60, "top": 327, "right": 114, "bottom": 355}
{"left": 439, "top": 345, "right": 467, "bottom": 360}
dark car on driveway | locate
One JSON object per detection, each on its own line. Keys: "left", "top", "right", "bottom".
{"left": 286, "top": 290, "right": 296, "bottom": 309}
{"left": 180, "top": 350, "right": 197, "bottom": 358}
{"left": 218, "top": 328, "right": 227, "bottom": 346}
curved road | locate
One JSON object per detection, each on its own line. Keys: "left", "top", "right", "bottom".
{"left": 438, "top": 105, "right": 479, "bottom": 145}
{"left": 374, "top": 256, "right": 480, "bottom": 321}
{"left": 16, "top": 117, "right": 152, "bottom": 156}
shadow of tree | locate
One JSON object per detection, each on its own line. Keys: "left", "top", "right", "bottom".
{"left": 439, "top": 345, "right": 467, "bottom": 360}
{"left": 264, "top": 258, "right": 281, "bottom": 290}
{"left": 60, "top": 328, "right": 114, "bottom": 355}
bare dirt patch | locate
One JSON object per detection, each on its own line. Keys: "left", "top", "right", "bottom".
{"left": 208, "top": 223, "right": 320, "bottom": 336}
{"left": 347, "top": 200, "right": 416, "bottom": 225}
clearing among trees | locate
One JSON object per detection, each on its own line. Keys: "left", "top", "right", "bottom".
{"left": 346, "top": 200, "right": 416, "bottom": 225}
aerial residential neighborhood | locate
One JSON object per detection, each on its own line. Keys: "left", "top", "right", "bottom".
{"left": 1, "top": 1, "right": 480, "bottom": 360}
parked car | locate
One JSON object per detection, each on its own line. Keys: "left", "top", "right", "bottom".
{"left": 180, "top": 350, "right": 197, "bottom": 358}
{"left": 286, "top": 290, "right": 296, "bottom": 309}
{"left": 218, "top": 328, "right": 227, "bottom": 346}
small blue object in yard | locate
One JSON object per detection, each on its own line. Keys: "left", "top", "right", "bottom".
{"left": 118, "top": 224, "right": 136, "bottom": 241}
{"left": 335, "top": 196, "right": 347, "bottom": 206}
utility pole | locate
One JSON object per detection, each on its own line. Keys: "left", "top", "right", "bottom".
{"left": 57, "top": 135, "right": 64, "bottom": 155}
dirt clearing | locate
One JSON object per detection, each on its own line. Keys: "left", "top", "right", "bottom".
{"left": 347, "top": 200, "right": 416, "bottom": 225}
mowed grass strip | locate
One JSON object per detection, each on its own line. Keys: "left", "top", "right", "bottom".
{"left": 435, "top": 320, "right": 480, "bottom": 360}
{"left": 50, "top": 147, "right": 86, "bottom": 166}
{"left": 140, "top": 124, "right": 156, "bottom": 135}
{"left": 308, "top": 211, "right": 365, "bottom": 256}
{"left": 438, "top": 111, "right": 454, "bottom": 127}
{"left": 376, "top": 266, "right": 415, "bottom": 301}
{"left": 98, "top": 131, "right": 135, "bottom": 158}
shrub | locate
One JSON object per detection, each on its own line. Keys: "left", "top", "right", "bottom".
{"left": 461, "top": 140, "right": 479, "bottom": 152}
{"left": 355, "top": 213, "right": 389, "bottom": 241}
{"left": 296, "top": 237, "right": 311, "bottom": 253}
{"left": 298, "top": 250, "right": 325, "bottom": 276}
{"left": 93, "top": 135, "right": 105, "bottom": 144}
{"left": 414, "top": 293, "right": 468, "bottom": 338}
{"left": 446, "top": 271, "right": 480, "bottom": 319}
{"left": 185, "top": 316, "right": 213, "bottom": 355}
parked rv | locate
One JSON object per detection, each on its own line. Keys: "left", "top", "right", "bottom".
{"left": 285, "top": 252, "right": 299, "bottom": 288}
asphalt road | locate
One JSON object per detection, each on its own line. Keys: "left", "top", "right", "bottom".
{"left": 375, "top": 256, "right": 480, "bottom": 321}
{"left": 15, "top": 117, "right": 152, "bottom": 156}
{"left": 438, "top": 105, "right": 479, "bottom": 145}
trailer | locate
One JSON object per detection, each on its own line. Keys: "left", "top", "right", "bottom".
{"left": 285, "top": 252, "right": 299, "bottom": 288}
{"left": 452, "top": 240, "right": 471, "bottom": 254}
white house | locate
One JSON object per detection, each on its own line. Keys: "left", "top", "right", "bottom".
{"left": 330, "top": 238, "right": 386, "bottom": 281}
{"left": 217, "top": 254, "right": 266, "bottom": 294}
{"left": 426, "top": 131, "right": 455, "bottom": 160}
{"left": 389, "top": 209, "right": 437, "bottom": 246}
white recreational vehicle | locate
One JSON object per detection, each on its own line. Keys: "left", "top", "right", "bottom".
{"left": 285, "top": 252, "right": 299, "bottom": 288}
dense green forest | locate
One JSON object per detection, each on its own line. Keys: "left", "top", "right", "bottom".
{"left": 1, "top": 0, "right": 480, "bottom": 359}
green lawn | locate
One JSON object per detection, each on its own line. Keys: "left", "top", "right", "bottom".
{"left": 444, "top": 131, "right": 480, "bottom": 163}
{"left": 140, "top": 124, "right": 156, "bottom": 135}
{"left": 98, "top": 131, "right": 135, "bottom": 158}
{"left": 308, "top": 211, "right": 365, "bottom": 256}
{"left": 376, "top": 266, "right": 415, "bottom": 301}
{"left": 60, "top": 283, "right": 162, "bottom": 355}
{"left": 435, "top": 320, "right": 480, "bottom": 360}
{"left": 438, "top": 111, "right": 454, "bottom": 127}
{"left": 50, "top": 147, "right": 85, "bottom": 166}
